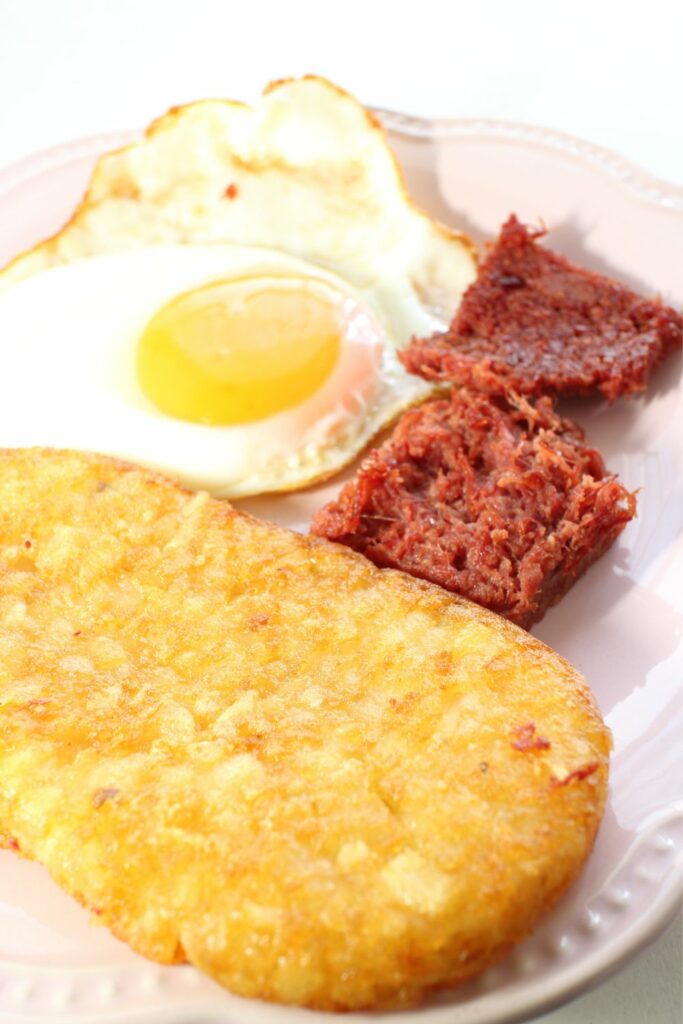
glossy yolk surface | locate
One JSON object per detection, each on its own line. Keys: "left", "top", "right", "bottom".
{"left": 136, "top": 275, "right": 343, "bottom": 425}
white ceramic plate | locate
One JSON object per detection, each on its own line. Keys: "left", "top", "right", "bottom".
{"left": 0, "top": 115, "right": 681, "bottom": 1024}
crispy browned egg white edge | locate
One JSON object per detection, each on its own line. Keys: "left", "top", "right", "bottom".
{"left": 0, "top": 75, "right": 477, "bottom": 285}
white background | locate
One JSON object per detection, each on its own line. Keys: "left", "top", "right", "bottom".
{"left": 1, "top": 0, "right": 682, "bottom": 185}
{"left": 0, "top": 1, "right": 681, "bottom": 1022}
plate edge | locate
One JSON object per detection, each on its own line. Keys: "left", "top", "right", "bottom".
{"left": 1, "top": 117, "right": 683, "bottom": 215}
{"left": 373, "top": 109, "right": 683, "bottom": 211}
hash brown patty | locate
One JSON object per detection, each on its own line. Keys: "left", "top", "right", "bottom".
{"left": 0, "top": 449, "right": 610, "bottom": 1010}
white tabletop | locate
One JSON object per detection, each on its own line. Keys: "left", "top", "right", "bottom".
{"left": 0, "top": 1, "right": 681, "bottom": 1022}
{"left": 1, "top": 0, "right": 682, "bottom": 186}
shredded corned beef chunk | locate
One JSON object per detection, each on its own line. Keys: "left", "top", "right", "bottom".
{"left": 311, "top": 389, "right": 636, "bottom": 628}
{"left": 401, "top": 215, "right": 682, "bottom": 402}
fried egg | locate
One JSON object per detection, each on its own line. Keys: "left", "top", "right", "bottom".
{"left": 0, "top": 76, "right": 477, "bottom": 497}
{"left": 0, "top": 76, "right": 476, "bottom": 322}
{"left": 0, "top": 244, "right": 440, "bottom": 496}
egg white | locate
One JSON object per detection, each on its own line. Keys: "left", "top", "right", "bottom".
{"left": 0, "top": 78, "right": 477, "bottom": 321}
{"left": 0, "top": 244, "right": 440, "bottom": 497}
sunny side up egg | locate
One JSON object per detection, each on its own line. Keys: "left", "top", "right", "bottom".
{"left": 0, "top": 244, "right": 440, "bottom": 497}
{"left": 0, "top": 77, "right": 478, "bottom": 498}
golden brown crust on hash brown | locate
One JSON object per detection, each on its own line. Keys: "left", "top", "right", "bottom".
{"left": 0, "top": 448, "right": 609, "bottom": 1010}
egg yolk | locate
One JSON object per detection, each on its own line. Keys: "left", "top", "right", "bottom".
{"left": 136, "top": 275, "right": 344, "bottom": 425}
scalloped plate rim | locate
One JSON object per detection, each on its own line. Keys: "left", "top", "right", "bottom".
{"left": 0, "top": 114, "right": 681, "bottom": 211}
